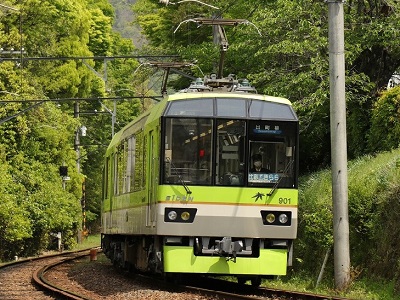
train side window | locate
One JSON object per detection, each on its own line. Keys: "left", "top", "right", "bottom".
{"left": 103, "top": 157, "right": 110, "bottom": 199}
{"left": 113, "top": 153, "right": 118, "bottom": 195}
{"left": 128, "top": 136, "right": 136, "bottom": 192}
{"left": 122, "top": 140, "right": 129, "bottom": 193}
{"left": 116, "top": 142, "right": 127, "bottom": 194}
{"left": 143, "top": 135, "right": 147, "bottom": 189}
{"left": 163, "top": 118, "right": 213, "bottom": 185}
{"left": 134, "top": 131, "right": 144, "bottom": 191}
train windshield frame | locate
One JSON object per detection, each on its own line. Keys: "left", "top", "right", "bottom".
{"left": 161, "top": 97, "right": 298, "bottom": 188}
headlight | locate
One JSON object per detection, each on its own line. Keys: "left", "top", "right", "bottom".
{"left": 164, "top": 208, "right": 197, "bottom": 223}
{"left": 181, "top": 211, "right": 190, "bottom": 221}
{"left": 266, "top": 213, "right": 275, "bottom": 224}
{"left": 168, "top": 210, "right": 177, "bottom": 220}
{"left": 279, "top": 213, "right": 288, "bottom": 224}
{"left": 260, "top": 210, "right": 292, "bottom": 226}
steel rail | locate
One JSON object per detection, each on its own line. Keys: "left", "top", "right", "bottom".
{"left": 32, "top": 248, "right": 101, "bottom": 300}
{"left": 180, "top": 276, "right": 352, "bottom": 300}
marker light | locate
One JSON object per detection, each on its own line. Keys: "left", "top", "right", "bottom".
{"left": 260, "top": 210, "right": 292, "bottom": 226}
{"left": 168, "top": 210, "right": 177, "bottom": 221}
{"left": 181, "top": 211, "right": 191, "bottom": 221}
{"left": 199, "top": 149, "right": 205, "bottom": 157}
{"left": 266, "top": 213, "right": 275, "bottom": 224}
{"left": 279, "top": 213, "right": 288, "bottom": 224}
{"left": 165, "top": 207, "right": 197, "bottom": 222}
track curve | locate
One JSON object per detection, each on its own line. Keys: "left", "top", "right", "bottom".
{"left": 1, "top": 249, "right": 350, "bottom": 300}
{"left": 0, "top": 248, "right": 95, "bottom": 300}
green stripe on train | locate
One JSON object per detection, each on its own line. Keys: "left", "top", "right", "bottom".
{"left": 102, "top": 186, "right": 298, "bottom": 213}
{"left": 158, "top": 186, "right": 298, "bottom": 206}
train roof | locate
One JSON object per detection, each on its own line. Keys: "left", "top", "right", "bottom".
{"left": 166, "top": 91, "right": 292, "bottom": 105}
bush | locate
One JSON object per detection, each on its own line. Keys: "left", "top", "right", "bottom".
{"left": 368, "top": 86, "right": 400, "bottom": 152}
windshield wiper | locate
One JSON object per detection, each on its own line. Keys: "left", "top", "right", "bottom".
{"left": 267, "top": 159, "right": 294, "bottom": 197}
{"left": 166, "top": 157, "right": 192, "bottom": 194}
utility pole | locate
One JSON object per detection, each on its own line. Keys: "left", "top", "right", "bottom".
{"left": 74, "top": 101, "right": 81, "bottom": 174}
{"left": 327, "top": 0, "right": 350, "bottom": 290}
{"left": 74, "top": 100, "right": 83, "bottom": 244}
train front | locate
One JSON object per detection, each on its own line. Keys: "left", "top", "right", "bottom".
{"left": 158, "top": 93, "right": 299, "bottom": 283}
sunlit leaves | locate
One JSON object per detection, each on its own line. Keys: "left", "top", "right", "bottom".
{"left": 0, "top": 0, "right": 134, "bottom": 260}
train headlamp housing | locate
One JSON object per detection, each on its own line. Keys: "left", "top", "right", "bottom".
{"left": 266, "top": 213, "right": 275, "bottom": 224}
{"left": 260, "top": 211, "right": 292, "bottom": 226}
{"left": 181, "top": 211, "right": 191, "bottom": 221}
{"left": 279, "top": 213, "right": 288, "bottom": 224}
{"left": 167, "top": 210, "right": 177, "bottom": 221}
{"left": 165, "top": 208, "right": 197, "bottom": 223}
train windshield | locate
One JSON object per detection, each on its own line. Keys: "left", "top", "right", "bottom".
{"left": 162, "top": 117, "right": 297, "bottom": 188}
{"left": 246, "top": 120, "right": 296, "bottom": 187}
{"left": 163, "top": 118, "right": 213, "bottom": 185}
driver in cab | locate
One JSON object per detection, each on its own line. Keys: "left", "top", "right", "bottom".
{"left": 250, "top": 154, "right": 270, "bottom": 173}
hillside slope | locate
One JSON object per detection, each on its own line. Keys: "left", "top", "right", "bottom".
{"left": 297, "top": 149, "right": 400, "bottom": 292}
{"left": 109, "top": 0, "right": 146, "bottom": 48}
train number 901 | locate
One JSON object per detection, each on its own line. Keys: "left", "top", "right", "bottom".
{"left": 279, "top": 197, "right": 291, "bottom": 204}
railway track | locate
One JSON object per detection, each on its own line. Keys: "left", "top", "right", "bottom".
{"left": 0, "top": 248, "right": 94, "bottom": 300}
{"left": 32, "top": 249, "right": 96, "bottom": 300}
{"left": 0, "top": 250, "right": 351, "bottom": 300}
{"left": 182, "top": 276, "right": 351, "bottom": 300}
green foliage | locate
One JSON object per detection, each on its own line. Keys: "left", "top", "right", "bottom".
{"left": 87, "top": 0, "right": 115, "bottom": 18}
{"left": 132, "top": 0, "right": 400, "bottom": 171}
{"left": 297, "top": 170, "right": 333, "bottom": 273}
{"left": 0, "top": 100, "right": 83, "bottom": 259}
{"left": 346, "top": 73, "right": 376, "bottom": 158}
{"left": 0, "top": 0, "right": 137, "bottom": 260}
{"left": 0, "top": 162, "right": 32, "bottom": 259}
{"left": 367, "top": 86, "right": 400, "bottom": 152}
{"left": 88, "top": 6, "right": 113, "bottom": 60}
{"left": 297, "top": 149, "right": 400, "bottom": 295}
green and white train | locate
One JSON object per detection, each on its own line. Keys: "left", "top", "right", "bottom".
{"left": 101, "top": 75, "right": 299, "bottom": 286}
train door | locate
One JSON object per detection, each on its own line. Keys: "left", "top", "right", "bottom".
{"left": 103, "top": 156, "right": 112, "bottom": 230}
{"left": 109, "top": 152, "right": 118, "bottom": 229}
{"left": 146, "top": 130, "right": 157, "bottom": 227}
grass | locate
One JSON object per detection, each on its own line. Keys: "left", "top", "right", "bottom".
{"left": 294, "top": 149, "right": 400, "bottom": 300}
{"left": 74, "top": 234, "right": 101, "bottom": 250}
{"left": 267, "top": 276, "right": 397, "bottom": 299}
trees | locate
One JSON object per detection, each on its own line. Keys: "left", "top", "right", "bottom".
{"left": 0, "top": 0, "right": 137, "bottom": 260}
{"left": 133, "top": 0, "right": 400, "bottom": 171}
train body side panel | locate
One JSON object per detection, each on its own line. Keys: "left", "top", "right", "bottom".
{"left": 101, "top": 191, "right": 156, "bottom": 235}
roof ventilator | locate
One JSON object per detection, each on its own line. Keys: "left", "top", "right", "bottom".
{"left": 180, "top": 74, "right": 257, "bottom": 93}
